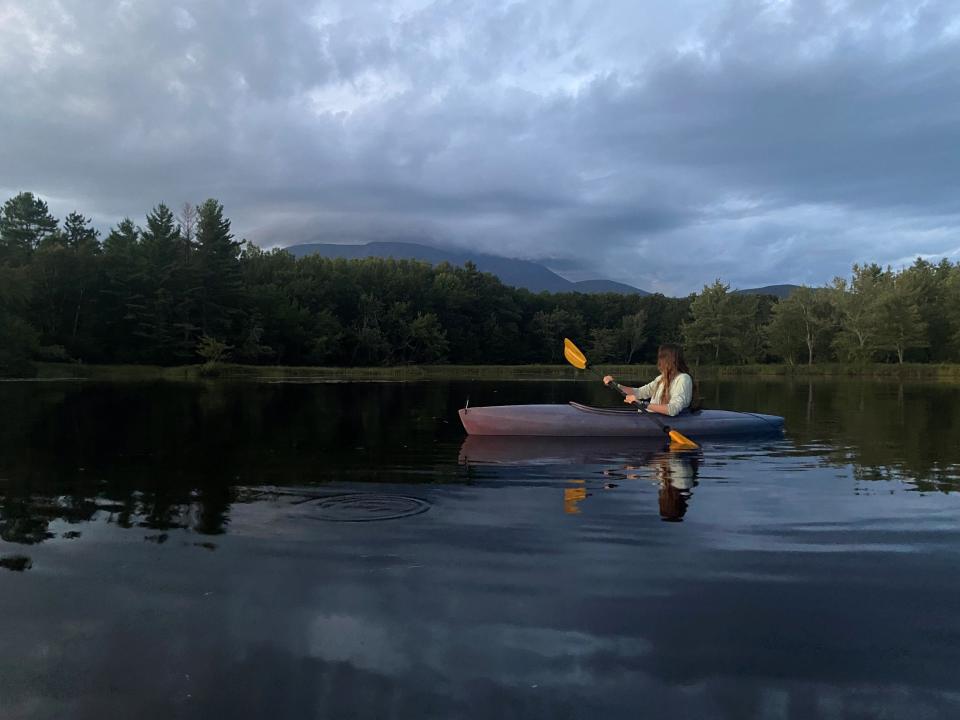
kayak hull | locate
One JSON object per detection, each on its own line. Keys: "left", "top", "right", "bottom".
{"left": 459, "top": 402, "right": 784, "bottom": 437}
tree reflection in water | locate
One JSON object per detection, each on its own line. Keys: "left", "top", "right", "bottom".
{"left": 0, "top": 377, "right": 958, "bottom": 549}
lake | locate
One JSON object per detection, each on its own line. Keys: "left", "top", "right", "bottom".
{"left": 1, "top": 376, "right": 959, "bottom": 719}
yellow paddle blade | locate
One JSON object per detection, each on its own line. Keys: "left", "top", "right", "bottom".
{"left": 563, "top": 337, "right": 588, "bottom": 370}
{"left": 668, "top": 430, "right": 699, "bottom": 450}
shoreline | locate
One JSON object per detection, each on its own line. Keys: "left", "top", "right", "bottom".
{"left": 9, "top": 361, "right": 960, "bottom": 382}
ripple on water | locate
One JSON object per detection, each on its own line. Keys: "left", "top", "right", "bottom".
{"left": 299, "top": 493, "right": 432, "bottom": 522}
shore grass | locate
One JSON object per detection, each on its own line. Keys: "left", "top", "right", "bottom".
{"left": 23, "top": 361, "right": 960, "bottom": 382}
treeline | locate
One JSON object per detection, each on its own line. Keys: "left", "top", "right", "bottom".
{"left": 1, "top": 191, "right": 959, "bottom": 374}
{"left": 683, "top": 262, "right": 960, "bottom": 366}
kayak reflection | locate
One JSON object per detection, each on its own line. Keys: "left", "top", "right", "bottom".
{"left": 459, "top": 435, "right": 673, "bottom": 466}
{"left": 459, "top": 436, "right": 702, "bottom": 521}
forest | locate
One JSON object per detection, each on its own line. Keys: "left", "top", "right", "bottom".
{"left": 1, "top": 191, "right": 959, "bottom": 375}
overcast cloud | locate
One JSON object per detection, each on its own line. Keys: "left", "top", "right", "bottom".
{"left": 1, "top": 0, "right": 959, "bottom": 293}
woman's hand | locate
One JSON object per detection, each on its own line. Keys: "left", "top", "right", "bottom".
{"left": 624, "top": 394, "right": 637, "bottom": 405}
{"left": 603, "top": 375, "right": 615, "bottom": 386}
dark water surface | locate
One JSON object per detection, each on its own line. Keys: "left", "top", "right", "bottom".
{"left": 1, "top": 377, "right": 959, "bottom": 719}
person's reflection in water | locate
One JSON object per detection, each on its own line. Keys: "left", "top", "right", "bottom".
{"left": 654, "top": 452, "right": 700, "bottom": 522}
{"left": 603, "top": 450, "right": 701, "bottom": 521}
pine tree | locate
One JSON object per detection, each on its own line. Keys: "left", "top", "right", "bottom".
{"left": 140, "top": 203, "right": 180, "bottom": 273}
{"left": 101, "top": 219, "right": 144, "bottom": 360}
{"left": 196, "top": 199, "right": 243, "bottom": 340}
{"left": 61, "top": 212, "right": 101, "bottom": 345}
{"left": 136, "top": 204, "right": 182, "bottom": 360}
{"left": 104, "top": 218, "right": 140, "bottom": 257}
{"left": 0, "top": 265, "right": 38, "bottom": 374}
{"left": 0, "top": 192, "right": 59, "bottom": 265}
{"left": 62, "top": 211, "right": 101, "bottom": 253}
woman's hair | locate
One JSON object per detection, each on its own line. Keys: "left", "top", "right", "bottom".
{"left": 658, "top": 484, "right": 688, "bottom": 522}
{"left": 656, "top": 344, "right": 691, "bottom": 404}
{"left": 656, "top": 453, "right": 700, "bottom": 522}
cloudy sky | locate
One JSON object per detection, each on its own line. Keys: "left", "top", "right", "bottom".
{"left": 1, "top": 0, "right": 959, "bottom": 293}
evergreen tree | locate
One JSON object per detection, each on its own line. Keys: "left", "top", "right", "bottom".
{"left": 104, "top": 218, "right": 140, "bottom": 257}
{"left": 28, "top": 211, "right": 103, "bottom": 355}
{"left": 141, "top": 203, "right": 180, "bottom": 267}
{"left": 101, "top": 219, "right": 144, "bottom": 360}
{"left": 0, "top": 265, "right": 38, "bottom": 374}
{"left": 137, "top": 204, "right": 185, "bottom": 361}
{"left": 62, "top": 211, "right": 101, "bottom": 253}
{"left": 0, "top": 192, "right": 58, "bottom": 265}
{"left": 196, "top": 199, "right": 243, "bottom": 340}
{"left": 61, "top": 212, "right": 102, "bottom": 348}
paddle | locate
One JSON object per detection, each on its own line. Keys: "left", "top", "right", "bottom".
{"left": 563, "top": 337, "right": 699, "bottom": 449}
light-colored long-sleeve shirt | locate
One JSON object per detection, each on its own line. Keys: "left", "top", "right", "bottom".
{"left": 632, "top": 373, "right": 693, "bottom": 417}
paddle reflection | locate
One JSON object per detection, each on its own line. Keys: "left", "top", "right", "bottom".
{"left": 563, "top": 480, "right": 588, "bottom": 515}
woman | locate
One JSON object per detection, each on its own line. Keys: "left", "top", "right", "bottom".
{"left": 602, "top": 343, "right": 695, "bottom": 417}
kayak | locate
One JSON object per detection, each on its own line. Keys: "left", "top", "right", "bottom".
{"left": 459, "top": 401, "right": 784, "bottom": 437}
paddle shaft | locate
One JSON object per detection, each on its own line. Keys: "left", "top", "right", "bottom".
{"left": 584, "top": 365, "right": 675, "bottom": 438}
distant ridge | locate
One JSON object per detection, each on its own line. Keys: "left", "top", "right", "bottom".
{"left": 572, "top": 279, "right": 648, "bottom": 295}
{"left": 733, "top": 284, "right": 799, "bottom": 299}
{"left": 286, "top": 241, "right": 651, "bottom": 295}
{"left": 285, "top": 241, "right": 795, "bottom": 298}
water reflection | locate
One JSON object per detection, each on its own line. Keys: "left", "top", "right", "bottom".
{"left": 710, "top": 377, "right": 960, "bottom": 491}
{"left": 601, "top": 451, "right": 701, "bottom": 523}
{"left": 0, "top": 377, "right": 958, "bottom": 553}
{"left": 461, "top": 435, "right": 702, "bottom": 521}
{"left": 3, "top": 379, "right": 960, "bottom": 717}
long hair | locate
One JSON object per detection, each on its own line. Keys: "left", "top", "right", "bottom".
{"left": 658, "top": 484, "right": 689, "bottom": 522}
{"left": 656, "top": 452, "right": 700, "bottom": 522}
{"left": 656, "top": 344, "right": 691, "bottom": 404}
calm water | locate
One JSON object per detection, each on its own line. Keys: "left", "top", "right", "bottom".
{"left": 1, "top": 377, "right": 959, "bottom": 719}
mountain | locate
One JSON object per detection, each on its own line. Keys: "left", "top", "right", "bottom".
{"left": 285, "top": 241, "right": 650, "bottom": 295}
{"left": 733, "top": 284, "right": 799, "bottom": 299}
{"left": 572, "top": 279, "right": 648, "bottom": 295}
{"left": 285, "top": 241, "right": 795, "bottom": 298}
